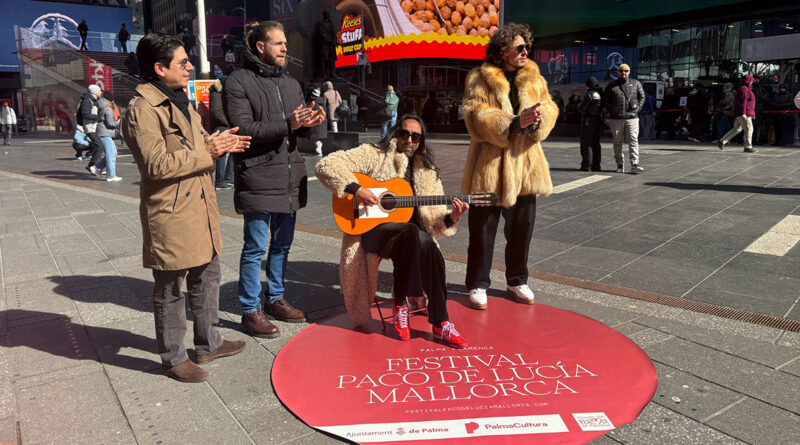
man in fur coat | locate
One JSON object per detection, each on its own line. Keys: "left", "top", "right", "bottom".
{"left": 461, "top": 23, "right": 559, "bottom": 310}
{"left": 315, "top": 115, "right": 470, "bottom": 348}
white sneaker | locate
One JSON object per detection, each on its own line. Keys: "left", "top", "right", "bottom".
{"left": 468, "top": 288, "right": 487, "bottom": 310}
{"left": 106, "top": 176, "right": 123, "bottom": 182}
{"left": 507, "top": 284, "right": 535, "bottom": 304}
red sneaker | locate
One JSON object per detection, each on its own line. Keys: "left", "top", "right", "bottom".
{"left": 433, "top": 321, "right": 468, "bottom": 349}
{"left": 393, "top": 305, "right": 410, "bottom": 341}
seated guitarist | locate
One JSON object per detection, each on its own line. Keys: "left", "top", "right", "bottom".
{"left": 315, "top": 114, "right": 469, "bottom": 348}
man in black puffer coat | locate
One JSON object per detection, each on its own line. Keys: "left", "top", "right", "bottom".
{"left": 603, "top": 63, "right": 645, "bottom": 173}
{"left": 223, "top": 21, "right": 325, "bottom": 338}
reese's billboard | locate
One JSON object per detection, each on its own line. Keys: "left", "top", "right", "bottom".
{"left": 334, "top": 0, "right": 500, "bottom": 67}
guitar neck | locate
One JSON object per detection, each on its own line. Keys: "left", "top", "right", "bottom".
{"left": 392, "top": 195, "right": 474, "bottom": 208}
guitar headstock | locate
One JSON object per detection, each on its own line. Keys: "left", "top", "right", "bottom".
{"left": 470, "top": 193, "right": 498, "bottom": 206}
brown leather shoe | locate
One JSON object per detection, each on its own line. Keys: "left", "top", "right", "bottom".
{"left": 196, "top": 339, "right": 247, "bottom": 364}
{"left": 162, "top": 359, "right": 208, "bottom": 383}
{"left": 242, "top": 310, "right": 280, "bottom": 338}
{"left": 265, "top": 298, "right": 307, "bottom": 323}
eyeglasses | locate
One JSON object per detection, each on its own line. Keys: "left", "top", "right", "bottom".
{"left": 173, "top": 58, "right": 191, "bottom": 70}
{"left": 396, "top": 129, "right": 422, "bottom": 143}
{"left": 515, "top": 44, "right": 530, "bottom": 54}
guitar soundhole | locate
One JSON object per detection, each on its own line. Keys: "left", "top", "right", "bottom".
{"left": 379, "top": 193, "right": 397, "bottom": 211}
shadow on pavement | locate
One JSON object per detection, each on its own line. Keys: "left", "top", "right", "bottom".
{"left": 6, "top": 309, "right": 161, "bottom": 373}
{"left": 645, "top": 182, "right": 800, "bottom": 195}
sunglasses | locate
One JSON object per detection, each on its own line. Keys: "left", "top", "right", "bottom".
{"left": 396, "top": 129, "right": 422, "bottom": 143}
{"left": 618, "top": 69, "right": 630, "bottom": 73}
{"left": 515, "top": 44, "right": 530, "bottom": 54}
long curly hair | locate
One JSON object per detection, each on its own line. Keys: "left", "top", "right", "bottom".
{"left": 484, "top": 23, "right": 532, "bottom": 68}
{"left": 377, "top": 113, "right": 439, "bottom": 176}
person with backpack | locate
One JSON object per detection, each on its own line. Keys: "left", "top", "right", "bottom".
{"left": 381, "top": 85, "right": 399, "bottom": 139}
{"left": 77, "top": 84, "right": 104, "bottom": 175}
{"left": 322, "top": 81, "right": 342, "bottom": 133}
{"left": 578, "top": 76, "right": 603, "bottom": 171}
{"left": 0, "top": 102, "right": 16, "bottom": 146}
{"left": 117, "top": 24, "right": 130, "bottom": 53}
{"left": 92, "top": 92, "right": 122, "bottom": 181}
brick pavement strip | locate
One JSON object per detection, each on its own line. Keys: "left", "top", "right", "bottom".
{"left": 1, "top": 142, "right": 800, "bottom": 443}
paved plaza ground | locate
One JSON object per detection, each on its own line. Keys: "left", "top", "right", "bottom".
{"left": 0, "top": 134, "right": 799, "bottom": 444}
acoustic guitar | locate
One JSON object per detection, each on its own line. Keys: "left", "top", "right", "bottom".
{"left": 332, "top": 172, "right": 498, "bottom": 235}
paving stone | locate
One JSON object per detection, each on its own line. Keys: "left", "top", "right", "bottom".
{"left": 285, "top": 430, "right": 348, "bottom": 444}
{"left": 45, "top": 232, "right": 97, "bottom": 255}
{"left": 651, "top": 362, "right": 745, "bottom": 423}
{"left": 2, "top": 253, "right": 58, "bottom": 284}
{"left": 705, "top": 397, "right": 800, "bottom": 445}
{"left": 250, "top": 407, "right": 318, "bottom": 445}
{"left": 73, "top": 212, "right": 120, "bottom": 228}
{"left": 4, "top": 280, "right": 77, "bottom": 325}
{"left": 0, "top": 233, "right": 49, "bottom": 255}
{"left": 607, "top": 403, "right": 743, "bottom": 445}
{"left": 0, "top": 216, "right": 40, "bottom": 238}
{"left": 205, "top": 328, "right": 282, "bottom": 433}
{"left": 37, "top": 217, "right": 84, "bottom": 236}
{"left": 684, "top": 286, "right": 793, "bottom": 318}
{"left": 780, "top": 358, "right": 800, "bottom": 378}
{"left": 0, "top": 416, "right": 16, "bottom": 445}
{"left": 82, "top": 222, "right": 137, "bottom": 242}
{"left": 111, "top": 369, "right": 253, "bottom": 445}
{"left": 778, "top": 331, "right": 800, "bottom": 348}
{"left": 603, "top": 255, "right": 714, "bottom": 298}
{"left": 671, "top": 311, "right": 785, "bottom": 344}
{"left": 645, "top": 337, "right": 800, "bottom": 413}
{"left": 633, "top": 315, "right": 800, "bottom": 368}
{"left": 6, "top": 316, "right": 98, "bottom": 380}
{"left": 53, "top": 250, "right": 116, "bottom": 276}
{"left": 627, "top": 328, "right": 674, "bottom": 349}
{"left": 16, "top": 370, "right": 138, "bottom": 444}
{"left": 0, "top": 336, "right": 14, "bottom": 419}
{"left": 96, "top": 237, "right": 143, "bottom": 259}
{"left": 69, "top": 281, "right": 152, "bottom": 328}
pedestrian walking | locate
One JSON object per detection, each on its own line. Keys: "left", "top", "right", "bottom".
{"left": 770, "top": 84, "right": 795, "bottom": 146}
{"left": 78, "top": 84, "right": 104, "bottom": 175}
{"left": 656, "top": 87, "right": 680, "bottom": 140}
{"left": 117, "top": 24, "right": 130, "bottom": 53}
{"left": 208, "top": 78, "right": 234, "bottom": 189}
{"left": 716, "top": 83, "right": 735, "bottom": 140}
{"left": 322, "top": 81, "right": 342, "bottom": 133}
{"left": 120, "top": 33, "right": 250, "bottom": 383}
{"left": 578, "top": 76, "right": 603, "bottom": 171}
{"left": 461, "top": 23, "right": 558, "bottom": 310}
{"left": 307, "top": 87, "right": 327, "bottom": 155}
{"left": 223, "top": 21, "right": 325, "bottom": 338}
{"left": 717, "top": 75, "right": 757, "bottom": 153}
{"left": 92, "top": 92, "right": 122, "bottom": 181}
{"left": 603, "top": 63, "right": 645, "bottom": 173}
{"left": 349, "top": 91, "right": 358, "bottom": 121}
{"left": 381, "top": 85, "right": 399, "bottom": 139}
{"left": 639, "top": 91, "right": 657, "bottom": 140}
{"left": 356, "top": 89, "right": 369, "bottom": 131}
{"left": 687, "top": 81, "right": 711, "bottom": 142}
{"left": 78, "top": 19, "right": 89, "bottom": 51}
{"left": 0, "top": 102, "right": 16, "bottom": 145}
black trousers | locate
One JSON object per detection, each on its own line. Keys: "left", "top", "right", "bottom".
{"left": 466, "top": 195, "right": 537, "bottom": 290}
{"left": 580, "top": 116, "right": 602, "bottom": 170}
{"left": 361, "top": 223, "right": 449, "bottom": 325}
{"left": 690, "top": 111, "right": 709, "bottom": 140}
{"left": 86, "top": 131, "right": 104, "bottom": 166}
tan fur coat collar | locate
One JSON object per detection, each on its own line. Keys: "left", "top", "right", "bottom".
{"left": 479, "top": 60, "right": 542, "bottom": 115}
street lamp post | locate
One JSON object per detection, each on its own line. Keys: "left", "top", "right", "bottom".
{"left": 197, "top": 0, "right": 210, "bottom": 78}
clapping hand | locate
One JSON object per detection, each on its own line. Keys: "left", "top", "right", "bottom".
{"left": 289, "top": 104, "right": 327, "bottom": 130}
{"left": 207, "top": 127, "right": 251, "bottom": 159}
{"left": 520, "top": 103, "right": 542, "bottom": 129}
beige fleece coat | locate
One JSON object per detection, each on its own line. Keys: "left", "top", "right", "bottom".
{"left": 315, "top": 139, "right": 458, "bottom": 327}
{"left": 461, "top": 60, "right": 558, "bottom": 207}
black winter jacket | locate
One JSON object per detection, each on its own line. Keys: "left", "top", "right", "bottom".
{"left": 223, "top": 51, "right": 310, "bottom": 215}
{"left": 603, "top": 77, "right": 645, "bottom": 119}
{"left": 208, "top": 82, "right": 229, "bottom": 133}
{"left": 579, "top": 87, "right": 603, "bottom": 118}
{"left": 78, "top": 92, "right": 99, "bottom": 125}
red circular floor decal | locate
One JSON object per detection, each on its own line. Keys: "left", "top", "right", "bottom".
{"left": 272, "top": 296, "right": 657, "bottom": 444}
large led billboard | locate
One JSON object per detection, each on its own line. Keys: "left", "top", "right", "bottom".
{"left": 332, "top": 0, "right": 500, "bottom": 67}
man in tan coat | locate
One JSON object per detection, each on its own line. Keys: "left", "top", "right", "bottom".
{"left": 121, "top": 33, "right": 251, "bottom": 383}
{"left": 461, "top": 23, "right": 558, "bottom": 310}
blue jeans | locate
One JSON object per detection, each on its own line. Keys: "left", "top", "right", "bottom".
{"left": 94, "top": 136, "right": 117, "bottom": 178}
{"left": 238, "top": 212, "right": 297, "bottom": 315}
{"left": 381, "top": 110, "right": 397, "bottom": 139}
{"left": 214, "top": 153, "right": 234, "bottom": 186}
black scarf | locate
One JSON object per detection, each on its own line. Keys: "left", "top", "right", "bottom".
{"left": 151, "top": 80, "right": 192, "bottom": 124}
{"left": 504, "top": 69, "right": 520, "bottom": 113}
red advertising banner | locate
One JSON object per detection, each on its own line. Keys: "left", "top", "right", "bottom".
{"left": 273, "top": 297, "right": 657, "bottom": 444}
{"left": 84, "top": 57, "right": 113, "bottom": 93}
